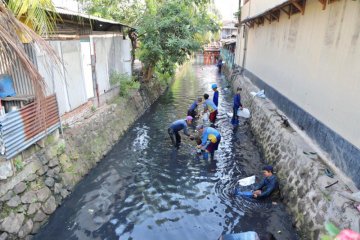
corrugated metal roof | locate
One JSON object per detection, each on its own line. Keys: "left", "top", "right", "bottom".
{"left": 54, "top": 7, "right": 135, "bottom": 30}
{"left": 241, "top": 0, "right": 289, "bottom": 23}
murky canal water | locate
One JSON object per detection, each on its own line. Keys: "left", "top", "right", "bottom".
{"left": 35, "top": 62, "right": 298, "bottom": 240}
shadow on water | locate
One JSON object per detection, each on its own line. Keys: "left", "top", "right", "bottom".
{"left": 34, "top": 62, "right": 298, "bottom": 240}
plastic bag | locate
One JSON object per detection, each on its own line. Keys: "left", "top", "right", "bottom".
{"left": 250, "top": 90, "right": 266, "bottom": 99}
{"left": 237, "top": 108, "right": 251, "bottom": 118}
{"left": 202, "top": 112, "right": 210, "bottom": 125}
{"left": 238, "top": 175, "right": 256, "bottom": 186}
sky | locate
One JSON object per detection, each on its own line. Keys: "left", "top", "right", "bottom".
{"left": 214, "top": 0, "right": 239, "bottom": 21}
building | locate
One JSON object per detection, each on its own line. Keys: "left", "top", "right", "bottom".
{"left": 221, "top": 20, "right": 238, "bottom": 39}
{"left": 0, "top": 7, "right": 134, "bottom": 161}
{"left": 39, "top": 7, "right": 134, "bottom": 117}
{"left": 235, "top": 0, "right": 360, "bottom": 187}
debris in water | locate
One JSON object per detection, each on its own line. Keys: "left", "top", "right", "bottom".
{"left": 110, "top": 219, "right": 119, "bottom": 225}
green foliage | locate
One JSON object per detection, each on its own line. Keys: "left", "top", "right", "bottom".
{"left": 138, "top": 0, "right": 220, "bottom": 80}
{"left": 13, "top": 157, "right": 24, "bottom": 172}
{"left": 7, "top": 0, "right": 60, "bottom": 35}
{"left": 82, "top": 0, "right": 220, "bottom": 81}
{"left": 324, "top": 223, "right": 341, "bottom": 237}
{"left": 81, "top": 0, "right": 145, "bottom": 26}
{"left": 110, "top": 72, "right": 140, "bottom": 97}
{"left": 57, "top": 142, "right": 66, "bottom": 156}
{"left": 234, "top": 9, "right": 241, "bottom": 20}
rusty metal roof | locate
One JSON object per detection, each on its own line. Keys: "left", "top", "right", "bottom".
{"left": 53, "top": 7, "right": 135, "bottom": 31}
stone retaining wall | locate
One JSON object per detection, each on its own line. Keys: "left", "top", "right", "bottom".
{"left": 224, "top": 67, "right": 359, "bottom": 239}
{"left": 0, "top": 81, "right": 165, "bottom": 240}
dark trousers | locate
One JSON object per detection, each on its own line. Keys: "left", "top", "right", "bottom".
{"left": 187, "top": 109, "right": 197, "bottom": 118}
{"left": 231, "top": 107, "right": 239, "bottom": 125}
{"left": 168, "top": 128, "right": 181, "bottom": 147}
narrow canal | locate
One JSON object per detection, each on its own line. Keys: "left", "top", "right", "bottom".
{"left": 35, "top": 62, "right": 298, "bottom": 240}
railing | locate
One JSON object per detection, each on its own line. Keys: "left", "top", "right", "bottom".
{"left": 221, "top": 48, "right": 235, "bottom": 70}
{"left": 0, "top": 94, "right": 61, "bottom": 159}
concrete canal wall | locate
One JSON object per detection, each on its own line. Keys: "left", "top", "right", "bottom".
{"left": 224, "top": 67, "right": 359, "bottom": 239}
{"left": 0, "top": 81, "right": 165, "bottom": 240}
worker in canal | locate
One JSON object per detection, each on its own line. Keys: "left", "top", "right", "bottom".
{"left": 217, "top": 57, "right": 223, "bottom": 73}
{"left": 252, "top": 165, "right": 279, "bottom": 199}
{"left": 203, "top": 93, "right": 218, "bottom": 125}
{"left": 231, "top": 87, "right": 243, "bottom": 126}
{"left": 212, "top": 83, "right": 219, "bottom": 107}
{"left": 234, "top": 165, "right": 279, "bottom": 199}
{"left": 187, "top": 97, "right": 203, "bottom": 118}
{"left": 196, "top": 125, "right": 221, "bottom": 160}
{"left": 168, "top": 116, "right": 194, "bottom": 148}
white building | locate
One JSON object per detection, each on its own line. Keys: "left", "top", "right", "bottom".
{"left": 221, "top": 20, "right": 238, "bottom": 39}
{"left": 235, "top": 0, "right": 360, "bottom": 188}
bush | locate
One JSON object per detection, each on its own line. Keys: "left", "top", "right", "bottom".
{"left": 110, "top": 72, "right": 140, "bottom": 97}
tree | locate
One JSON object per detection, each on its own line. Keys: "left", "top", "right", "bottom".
{"left": 80, "top": 0, "right": 145, "bottom": 66}
{"left": 82, "top": 0, "right": 220, "bottom": 81}
{"left": 138, "top": 0, "right": 219, "bottom": 80}
{"left": 82, "top": 0, "right": 145, "bottom": 26}
{"left": 7, "top": 0, "right": 59, "bottom": 36}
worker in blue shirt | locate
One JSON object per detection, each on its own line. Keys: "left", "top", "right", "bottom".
{"left": 196, "top": 125, "right": 221, "bottom": 160}
{"left": 187, "top": 97, "right": 203, "bottom": 118}
{"left": 217, "top": 58, "right": 223, "bottom": 73}
{"left": 168, "top": 116, "right": 194, "bottom": 148}
{"left": 231, "top": 87, "right": 243, "bottom": 126}
{"left": 212, "top": 83, "right": 219, "bottom": 107}
{"left": 253, "top": 165, "right": 279, "bottom": 199}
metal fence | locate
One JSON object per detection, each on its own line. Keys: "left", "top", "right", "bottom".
{"left": 0, "top": 94, "right": 60, "bottom": 159}
{"left": 221, "top": 48, "right": 235, "bottom": 70}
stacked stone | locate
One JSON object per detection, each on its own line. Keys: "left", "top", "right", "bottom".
{"left": 0, "top": 132, "right": 71, "bottom": 239}
{"left": 226, "top": 67, "right": 359, "bottom": 240}
{"left": 0, "top": 82, "right": 165, "bottom": 239}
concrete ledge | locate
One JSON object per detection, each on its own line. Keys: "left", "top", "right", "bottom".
{"left": 241, "top": 69, "right": 360, "bottom": 189}
{"left": 226, "top": 68, "right": 359, "bottom": 239}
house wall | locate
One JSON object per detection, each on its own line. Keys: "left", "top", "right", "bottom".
{"left": 226, "top": 69, "right": 359, "bottom": 239}
{"left": 235, "top": 0, "right": 360, "bottom": 186}
{"left": 37, "top": 34, "right": 132, "bottom": 115}
{"left": 92, "top": 34, "right": 132, "bottom": 94}
{"left": 241, "top": 0, "right": 288, "bottom": 20}
{"left": 59, "top": 41, "right": 88, "bottom": 110}
{"left": 121, "top": 39, "right": 132, "bottom": 75}
{"left": 37, "top": 40, "right": 88, "bottom": 115}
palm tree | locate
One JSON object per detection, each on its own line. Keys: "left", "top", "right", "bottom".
{"left": 7, "top": 0, "right": 59, "bottom": 36}
{"left": 0, "top": 0, "right": 60, "bottom": 100}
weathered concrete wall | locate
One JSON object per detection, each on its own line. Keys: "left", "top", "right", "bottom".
{"left": 235, "top": 0, "right": 360, "bottom": 189}
{"left": 236, "top": 0, "right": 360, "bottom": 177}
{"left": 92, "top": 34, "right": 132, "bottom": 95}
{"left": 225, "top": 67, "right": 359, "bottom": 239}
{"left": 0, "top": 81, "right": 164, "bottom": 239}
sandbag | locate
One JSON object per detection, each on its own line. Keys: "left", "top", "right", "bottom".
{"left": 237, "top": 108, "right": 251, "bottom": 118}
{"left": 238, "top": 175, "right": 255, "bottom": 186}
{"left": 202, "top": 112, "right": 210, "bottom": 124}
